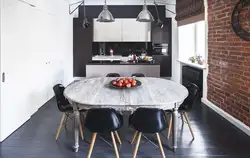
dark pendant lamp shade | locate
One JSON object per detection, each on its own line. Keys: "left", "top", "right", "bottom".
{"left": 97, "top": 0, "right": 115, "bottom": 22}
{"left": 137, "top": 0, "right": 155, "bottom": 22}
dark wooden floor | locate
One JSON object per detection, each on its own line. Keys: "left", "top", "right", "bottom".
{"left": 0, "top": 98, "right": 250, "bottom": 158}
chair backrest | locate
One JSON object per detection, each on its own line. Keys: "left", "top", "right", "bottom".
{"left": 181, "top": 83, "right": 199, "bottom": 110}
{"left": 131, "top": 73, "right": 145, "bottom": 77}
{"left": 53, "top": 84, "right": 70, "bottom": 112}
{"left": 85, "top": 108, "right": 122, "bottom": 133}
{"left": 130, "top": 108, "right": 167, "bottom": 133}
{"left": 106, "top": 73, "right": 120, "bottom": 77}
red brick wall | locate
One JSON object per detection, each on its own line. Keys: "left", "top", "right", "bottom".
{"left": 207, "top": 0, "right": 250, "bottom": 127}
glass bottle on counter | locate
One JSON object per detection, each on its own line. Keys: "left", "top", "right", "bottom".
{"left": 109, "top": 49, "right": 113, "bottom": 56}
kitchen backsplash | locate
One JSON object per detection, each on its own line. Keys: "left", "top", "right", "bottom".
{"left": 92, "top": 42, "right": 152, "bottom": 56}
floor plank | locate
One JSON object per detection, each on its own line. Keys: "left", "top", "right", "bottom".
{"left": 0, "top": 98, "right": 250, "bottom": 158}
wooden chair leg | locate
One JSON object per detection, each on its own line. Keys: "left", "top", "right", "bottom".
{"left": 183, "top": 112, "right": 195, "bottom": 140}
{"left": 115, "top": 131, "right": 122, "bottom": 145}
{"left": 156, "top": 133, "right": 166, "bottom": 158}
{"left": 167, "top": 114, "right": 172, "bottom": 139}
{"left": 132, "top": 132, "right": 142, "bottom": 158}
{"left": 111, "top": 132, "right": 120, "bottom": 158}
{"left": 55, "top": 113, "right": 66, "bottom": 140}
{"left": 79, "top": 121, "right": 84, "bottom": 140}
{"left": 130, "top": 131, "right": 138, "bottom": 144}
{"left": 87, "top": 133, "right": 97, "bottom": 158}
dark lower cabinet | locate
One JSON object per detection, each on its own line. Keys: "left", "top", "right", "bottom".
{"left": 182, "top": 66, "right": 203, "bottom": 97}
{"left": 152, "top": 55, "right": 171, "bottom": 77}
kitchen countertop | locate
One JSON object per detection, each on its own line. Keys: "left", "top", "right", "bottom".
{"left": 92, "top": 55, "right": 125, "bottom": 61}
{"left": 87, "top": 60, "right": 160, "bottom": 65}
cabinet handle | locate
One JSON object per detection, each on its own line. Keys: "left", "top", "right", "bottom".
{"left": 2, "top": 72, "right": 5, "bottom": 82}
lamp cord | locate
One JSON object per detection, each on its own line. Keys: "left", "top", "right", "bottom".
{"left": 154, "top": 0, "right": 160, "bottom": 20}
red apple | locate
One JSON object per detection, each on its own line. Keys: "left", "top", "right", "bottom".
{"left": 112, "top": 81, "right": 117, "bottom": 85}
{"left": 119, "top": 79, "right": 124, "bottom": 83}
{"left": 118, "top": 82, "right": 123, "bottom": 87}
{"left": 124, "top": 79, "right": 129, "bottom": 84}
{"left": 126, "top": 83, "right": 131, "bottom": 88}
{"left": 128, "top": 78, "right": 133, "bottom": 83}
{"left": 123, "top": 82, "right": 127, "bottom": 87}
{"left": 131, "top": 82, "right": 136, "bottom": 87}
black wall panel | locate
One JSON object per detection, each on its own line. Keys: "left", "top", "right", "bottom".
{"left": 73, "top": 5, "right": 172, "bottom": 77}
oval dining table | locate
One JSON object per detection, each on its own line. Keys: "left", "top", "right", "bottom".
{"left": 64, "top": 77, "right": 188, "bottom": 152}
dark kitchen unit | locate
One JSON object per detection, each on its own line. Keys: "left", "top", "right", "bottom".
{"left": 92, "top": 42, "right": 152, "bottom": 56}
{"left": 73, "top": 5, "right": 172, "bottom": 77}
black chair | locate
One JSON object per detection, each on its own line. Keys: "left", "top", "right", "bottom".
{"left": 53, "top": 84, "right": 85, "bottom": 141}
{"left": 84, "top": 108, "right": 123, "bottom": 158}
{"left": 167, "top": 83, "right": 199, "bottom": 140}
{"left": 106, "top": 73, "right": 120, "bottom": 77}
{"left": 129, "top": 108, "right": 167, "bottom": 158}
{"left": 131, "top": 73, "right": 145, "bottom": 77}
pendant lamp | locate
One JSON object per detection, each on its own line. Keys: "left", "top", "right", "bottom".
{"left": 137, "top": 0, "right": 155, "bottom": 22}
{"left": 97, "top": 0, "right": 115, "bottom": 22}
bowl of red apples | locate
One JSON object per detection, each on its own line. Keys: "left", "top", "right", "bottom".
{"left": 109, "top": 78, "right": 141, "bottom": 89}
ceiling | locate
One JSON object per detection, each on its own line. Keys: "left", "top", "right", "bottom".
{"left": 69, "top": 0, "right": 175, "bottom": 18}
{"left": 69, "top": 0, "right": 175, "bottom": 6}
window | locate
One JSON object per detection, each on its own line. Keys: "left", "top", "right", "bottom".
{"left": 178, "top": 21, "right": 206, "bottom": 63}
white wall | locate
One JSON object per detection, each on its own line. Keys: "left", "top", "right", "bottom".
{"left": 0, "top": 0, "right": 73, "bottom": 141}
{"left": 164, "top": 0, "right": 180, "bottom": 83}
{"left": 202, "top": 0, "right": 208, "bottom": 98}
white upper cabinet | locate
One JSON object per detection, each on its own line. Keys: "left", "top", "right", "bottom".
{"left": 122, "top": 19, "right": 151, "bottom": 42}
{"left": 93, "top": 18, "right": 151, "bottom": 42}
{"left": 122, "top": 19, "right": 140, "bottom": 42}
{"left": 93, "top": 19, "right": 122, "bottom": 42}
{"left": 136, "top": 21, "right": 151, "bottom": 42}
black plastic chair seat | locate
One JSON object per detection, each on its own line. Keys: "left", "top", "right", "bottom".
{"left": 129, "top": 108, "right": 167, "bottom": 133}
{"left": 131, "top": 73, "right": 145, "bottom": 77}
{"left": 85, "top": 108, "right": 123, "bottom": 133}
{"left": 164, "top": 83, "right": 199, "bottom": 113}
{"left": 53, "top": 84, "right": 87, "bottom": 113}
{"left": 178, "top": 83, "right": 199, "bottom": 112}
{"left": 178, "top": 105, "right": 189, "bottom": 112}
{"left": 60, "top": 104, "right": 87, "bottom": 113}
{"left": 106, "top": 73, "right": 120, "bottom": 77}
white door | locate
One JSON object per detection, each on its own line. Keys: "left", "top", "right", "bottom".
{"left": 93, "top": 19, "right": 122, "bottom": 42}
{"left": 0, "top": 1, "right": 34, "bottom": 141}
{"left": 0, "top": 0, "right": 2, "bottom": 141}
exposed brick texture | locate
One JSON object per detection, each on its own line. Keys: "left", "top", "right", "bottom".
{"left": 207, "top": 0, "right": 250, "bottom": 127}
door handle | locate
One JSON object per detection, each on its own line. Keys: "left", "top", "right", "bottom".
{"left": 2, "top": 72, "right": 5, "bottom": 82}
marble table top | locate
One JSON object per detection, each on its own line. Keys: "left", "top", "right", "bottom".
{"left": 64, "top": 77, "right": 188, "bottom": 111}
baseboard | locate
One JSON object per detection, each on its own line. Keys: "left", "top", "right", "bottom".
{"left": 202, "top": 98, "right": 250, "bottom": 136}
